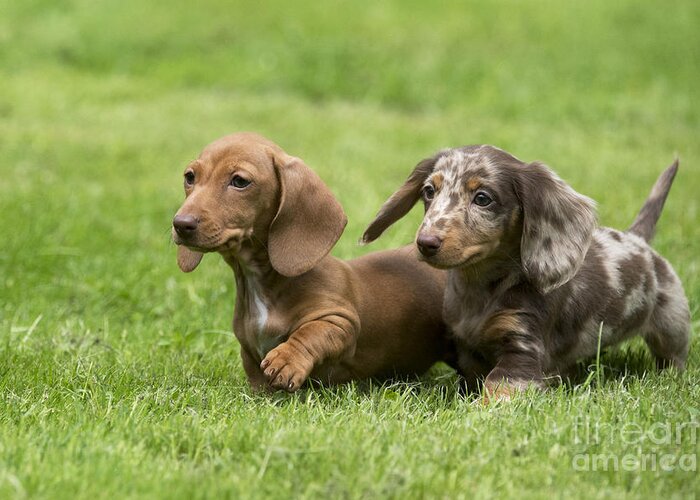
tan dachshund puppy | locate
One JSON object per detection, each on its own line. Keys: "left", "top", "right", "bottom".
{"left": 172, "top": 133, "right": 455, "bottom": 392}
{"left": 362, "top": 146, "right": 690, "bottom": 401}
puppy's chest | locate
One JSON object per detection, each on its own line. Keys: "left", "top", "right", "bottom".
{"left": 444, "top": 282, "right": 496, "bottom": 346}
{"left": 234, "top": 284, "right": 286, "bottom": 360}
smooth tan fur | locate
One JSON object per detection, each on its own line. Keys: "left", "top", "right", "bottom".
{"left": 172, "top": 133, "right": 454, "bottom": 392}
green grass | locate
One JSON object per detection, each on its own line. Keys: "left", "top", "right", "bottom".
{"left": 1, "top": 0, "right": 699, "bottom": 497}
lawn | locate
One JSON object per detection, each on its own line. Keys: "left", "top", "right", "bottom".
{"left": 1, "top": 0, "right": 699, "bottom": 498}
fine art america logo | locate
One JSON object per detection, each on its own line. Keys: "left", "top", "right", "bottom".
{"left": 571, "top": 417, "right": 698, "bottom": 472}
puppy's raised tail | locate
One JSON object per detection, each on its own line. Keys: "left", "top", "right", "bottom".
{"left": 628, "top": 159, "right": 679, "bottom": 243}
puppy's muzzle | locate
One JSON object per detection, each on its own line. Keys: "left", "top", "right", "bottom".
{"left": 417, "top": 233, "right": 443, "bottom": 257}
{"left": 173, "top": 214, "right": 199, "bottom": 240}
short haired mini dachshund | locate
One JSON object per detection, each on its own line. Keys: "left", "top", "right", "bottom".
{"left": 363, "top": 145, "right": 690, "bottom": 401}
{"left": 172, "top": 133, "right": 455, "bottom": 392}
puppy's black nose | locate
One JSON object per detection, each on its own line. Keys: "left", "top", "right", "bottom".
{"left": 417, "top": 233, "right": 442, "bottom": 257}
{"left": 173, "top": 214, "right": 199, "bottom": 236}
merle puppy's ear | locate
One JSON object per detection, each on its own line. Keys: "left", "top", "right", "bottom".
{"left": 361, "top": 154, "right": 441, "bottom": 244}
{"left": 267, "top": 151, "right": 347, "bottom": 277}
{"left": 514, "top": 162, "right": 597, "bottom": 294}
{"left": 177, "top": 246, "right": 203, "bottom": 272}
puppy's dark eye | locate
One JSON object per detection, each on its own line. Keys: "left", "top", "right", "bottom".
{"left": 184, "top": 171, "right": 195, "bottom": 186}
{"left": 473, "top": 192, "right": 492, "bottom": 207}
{"left": 422, "top": 185, "right": 435, "bottom": 202}
{"left": 230, "top": 175, "right": 251, "bottom": 189}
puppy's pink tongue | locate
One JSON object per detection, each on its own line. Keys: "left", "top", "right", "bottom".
{"left": 177, "top": 246, "right": 203, "bottom": 272}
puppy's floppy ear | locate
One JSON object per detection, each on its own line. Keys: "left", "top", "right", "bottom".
{"left": 361, "top": 154, "right": 441, "bottom": 244}
{"left": 268, "top": 152, "right": 347, "bottom": 277}
{"left": 177, "top": 246, "right": 203, "bottom": 272}
{"left": 514, "top": 162, "right": 597, "bottom": 294}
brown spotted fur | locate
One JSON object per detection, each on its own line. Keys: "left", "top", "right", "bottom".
{"left": 363, "top": 145, "right": 690, "bottom": 400}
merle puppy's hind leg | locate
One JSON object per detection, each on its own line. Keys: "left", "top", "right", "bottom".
{"left": 643, "top": 277, "right": 690, "bottom": 371}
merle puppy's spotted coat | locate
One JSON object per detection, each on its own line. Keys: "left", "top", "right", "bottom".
{"left": 362, "top": 146, "right": 690, "bottom": 400}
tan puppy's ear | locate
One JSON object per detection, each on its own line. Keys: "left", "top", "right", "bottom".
{"left": 177, "top": 246, "right": 203, "bottom": 272}
{"left": 361, "top": 154, "right": 442, "bottom": 244}
{"left": 268, "top": 152, "right": 347, "bottom": 277}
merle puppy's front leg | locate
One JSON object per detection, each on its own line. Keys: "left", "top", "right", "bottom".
{"left": 482, "top": 347, "right": 545, "bottom": 403}
{"left": 456, "top": 348, "right": 492, "bottom": 395}
{"left": 260, "top": 317, "right": 355, "bottom": 392}
{"left": 478, "top": 315, "right": 546, "bottom": 403}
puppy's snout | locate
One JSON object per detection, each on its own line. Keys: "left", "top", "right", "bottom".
{"left": 417, "top": 233, "right": 443, "bottom": 257}
{"left": 173, "top": 214, "right": 199, "bottom": 237}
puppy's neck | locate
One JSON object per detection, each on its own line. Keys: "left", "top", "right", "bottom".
{"left": 220, "top": 239, "right": 282, "bottom": 294}
{"left": 458, "top": 253, "right": 523, "bottom": 292}
{"left": 458, "top": 231, "right": 524, "bottom": 290}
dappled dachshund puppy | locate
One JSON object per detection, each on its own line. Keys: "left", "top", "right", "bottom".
{"left": 362, "top": 146, "right": 690, "bottom": 401}
{"left": 172, "top": 133, "right": 455, "bottom": 392}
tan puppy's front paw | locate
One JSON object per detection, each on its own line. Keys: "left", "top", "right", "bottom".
{"left": 260, "top": 343, "right": 313, "bottom": 392}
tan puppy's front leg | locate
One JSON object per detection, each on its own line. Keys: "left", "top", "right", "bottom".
{"left": 261, "top": 319, "right": 355, "bottom": 392}
{"left": 240, "top": 346, "right": 268, "bottom": 392}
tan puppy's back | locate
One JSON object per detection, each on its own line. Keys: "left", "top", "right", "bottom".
{"left": 348, "top": 247, "right": 450, "bottom": 377}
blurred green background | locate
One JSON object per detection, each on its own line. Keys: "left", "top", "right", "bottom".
{"left": 1, "top": 1, "right": 698, "bottom": 498}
